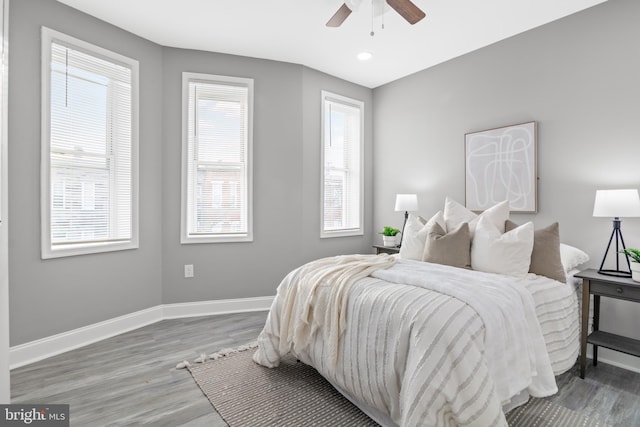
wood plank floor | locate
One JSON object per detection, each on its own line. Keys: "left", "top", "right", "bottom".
{"left": 11, "top": 312, "right": 269, "bottom": 426}
{"left": 10, "top": 311, "right": 640, "bottom": 426}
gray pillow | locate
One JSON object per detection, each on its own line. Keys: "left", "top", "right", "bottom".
{"left": 505, "top": 220, "right": 566, "bottom": 283}
{"left": 422, "top": 222, "right": 471, "bottom": 269}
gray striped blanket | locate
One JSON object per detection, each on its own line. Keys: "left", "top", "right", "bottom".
{"left": 254, "top": 256, "right": 580, "bottom": 427}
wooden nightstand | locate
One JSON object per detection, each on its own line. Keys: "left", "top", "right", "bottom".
{"left": 575, "top": 269, "right": 640, "bottom": 378}
{"left": 373, "top": 245, "right": 400, "bottom": 255}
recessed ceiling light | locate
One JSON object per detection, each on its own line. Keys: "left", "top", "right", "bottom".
{"left": 357, "top": 51, "right": 373, "bottom": 61}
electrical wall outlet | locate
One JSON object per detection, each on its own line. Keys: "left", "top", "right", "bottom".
{"left": 184, "top": 264, "right": 194, "bottom": 278}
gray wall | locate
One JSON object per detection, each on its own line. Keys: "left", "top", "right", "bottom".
{"left": 8, "top": 0, "right": 373, "bottom": 345}
{"left": 373, "top": 0, "right": 640, "bottom": 368}
{"left": 8, "top": 0, "right": 164, "bottom": 345}
{"left": 160, "top": 52, "right": 373, "bottom": 303}
{"left": 160, "top": 48, "right": 306, "bottom": 303}
{"left": 300, "top": 67, "right": 374, "bottom": 261}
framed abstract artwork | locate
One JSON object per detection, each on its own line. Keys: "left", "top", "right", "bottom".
{"left": 465, "top": 121, "right": 537, "bottom": 213}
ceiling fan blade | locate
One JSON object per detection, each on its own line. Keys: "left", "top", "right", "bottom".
{"left": 386, "top": 0, "right": 426, "bottom": 25}
{"left": 326, "top": 3, "right": 353, "bottom": 27}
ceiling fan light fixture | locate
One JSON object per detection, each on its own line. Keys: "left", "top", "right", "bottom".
{"left": 357, "top": 51, "right": 373, "bottom": 61}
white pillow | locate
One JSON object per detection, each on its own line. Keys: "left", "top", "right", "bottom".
{"left": 444, "top": 197, "right": 509, "bottom": 237}
{"left": 471, "top": 217, "right": 534, "bottom": 277}
{"left": 560, "top": 244, "right": 590, "bottom": 272}
{"left": 399, "top": 214, "right": 427, "bottom": 260}
{"left": 399, "top": 211, "right": 445, "bottom": 261}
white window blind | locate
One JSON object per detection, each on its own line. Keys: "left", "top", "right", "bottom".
{"left": 181, "top": 73, "right": 253, "bottom": 243}
{"left": 41, "top": 28, "right": 139, "bottom": 258}
{"left": 321, "top": 91, "right": 363, "bottom": 238}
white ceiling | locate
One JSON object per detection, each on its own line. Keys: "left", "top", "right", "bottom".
{"left": 56, "top": 0, "right": 607, "bottom": 88}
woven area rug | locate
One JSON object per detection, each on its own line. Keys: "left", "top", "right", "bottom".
{"left": 188, "top": 348, "right": 610, "bottom": 427}
{"left": 505, "top": 396, "right": 610, "bottom": 427}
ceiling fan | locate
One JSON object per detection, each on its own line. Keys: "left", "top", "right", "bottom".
{"left": 326, "top": 0, "right": 426, "bottom": 27}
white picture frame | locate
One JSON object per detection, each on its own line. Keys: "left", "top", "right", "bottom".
{"left": 465, "top": 121, "right": 537, "bottom": 213}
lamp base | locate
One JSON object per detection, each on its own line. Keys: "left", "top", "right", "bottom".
{"left": 598, "top": 217, "right": 632, "bottom": 279}
{"left": 398, "top": 210, "right": 409, "bottom": 248}
{"left": 597, "top": 269, "right": 632, "bottom": 278}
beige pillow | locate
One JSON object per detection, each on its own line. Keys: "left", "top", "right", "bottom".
{"left": 399, "top": 212, "right": 445, "bottom": 261}
{"left": 422, "top": 222, "right": 471, "bottom": 269}
{"left": 505, "top": 220, "right": 566, "bottom": 283}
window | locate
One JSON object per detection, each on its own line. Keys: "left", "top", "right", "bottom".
{"left": 181, "top": 73, "right": 253, "bottom": 243}
{"left": 321, "top": 91, "right": 364, "bottom": 238}
{"left": 41, "top": 28, "right": 139, "bottom": 259}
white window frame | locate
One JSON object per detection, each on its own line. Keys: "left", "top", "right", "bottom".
{"left": 41, "top": 27, "right": 139, "bottom": 259}
{"left": 180, "top": 72, "right": 254, "bottom": 244}
{"left": 320, "top": 91, "right": 364, "bottom": 238}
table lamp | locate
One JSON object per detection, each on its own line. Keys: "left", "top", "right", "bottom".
{"left": 593, "top": 189, "right": 640, "bottom": 277}
{"left": 395, "top": 194, "right": 418, "bottom": 247}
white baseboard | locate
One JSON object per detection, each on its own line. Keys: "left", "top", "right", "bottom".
{"left": 9, "top": 296, "right": 273, "bottom": 370}
{"left": 9, "top": 306, "right": 163, "bottom": 370}
{"left": 162, "top": 296, "right": 273, "bottom": 319}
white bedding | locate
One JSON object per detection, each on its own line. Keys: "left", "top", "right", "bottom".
{"left": 372, "top": 259, "right": 557, "bottom": 402}
{"left": 523, "top": 271, "right": 581, "bottom": 375}
{"left": 254, "top": 255, "right": 580, "bottom": 427}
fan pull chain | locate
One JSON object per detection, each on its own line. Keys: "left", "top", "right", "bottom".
{"left": 369, "top": 0, "right": 385, "bottom": 36}
{"left": 370, "top": 0, "right": 375, "bottom": 36}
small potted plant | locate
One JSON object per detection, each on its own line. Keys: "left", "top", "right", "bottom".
{"left": 379, "top": 226, "right": 400, "bottom": 247}
{"left": 620, "top": 248, "right": 640, "bottom": 282}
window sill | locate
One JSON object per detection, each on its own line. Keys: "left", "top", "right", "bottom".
{"left": 181, "top": 234, "right": 254, "bottom": 244}
{"left": 42, "top": 240, "right": 138, "bottom": 259}
{"left": 320, "top": 229, "right": 364, "bottom": 239}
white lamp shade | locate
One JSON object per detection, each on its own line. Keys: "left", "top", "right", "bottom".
{"left": 395, "top": 194, "right": 418, "bottom": 212}
{"left": 593, "top": 189, "right": 640, "bottom": 217}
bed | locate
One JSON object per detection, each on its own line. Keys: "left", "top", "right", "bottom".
{"left": 253, "top": 199, "right": 587, "bottom": 427}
